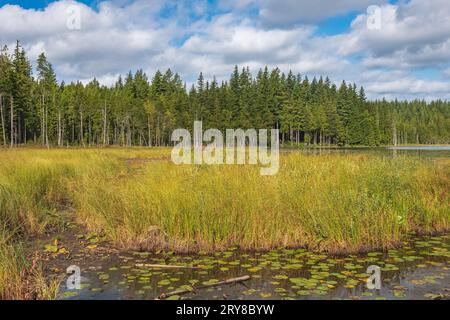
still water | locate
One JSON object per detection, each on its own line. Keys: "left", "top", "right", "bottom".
{"left": 59, "top": 146, "right": 450, "bottom": 300}
{"left": 285, "top": 146, "right": 450, "bottom": 158}
{"left": 59, "top": 234, "right": 449, "bottom": 300}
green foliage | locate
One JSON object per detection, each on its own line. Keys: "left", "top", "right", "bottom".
{"left": 0, "top": 43, "right": 449, "bottom": 147}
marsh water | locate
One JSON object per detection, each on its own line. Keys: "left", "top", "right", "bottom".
{"left": 59, "top": 234, "right": 449, "bottom": 300}
{"left": 58, "top": 146, "right": 450, "bottom": 300}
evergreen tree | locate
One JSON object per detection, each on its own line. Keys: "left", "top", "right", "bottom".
{"left": 0, "top": 43, "right": 448, "bottom": 148}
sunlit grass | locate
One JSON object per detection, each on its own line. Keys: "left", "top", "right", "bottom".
{"left": 0, "top": 244, "right": 59, "bottom": 300}
{"left": 70, "top": 149, "right": 449, "bottom": 253}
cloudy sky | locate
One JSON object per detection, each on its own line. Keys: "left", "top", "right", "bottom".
{"left": 0, "top": 0, "right": 449, "bottom": 100}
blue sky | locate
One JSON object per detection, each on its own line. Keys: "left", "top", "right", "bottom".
{"left": 0, "top": 0, "right": 92, "bottom": 8}
{"left": 0, "top": 0, "right": 449, "bottom": 100}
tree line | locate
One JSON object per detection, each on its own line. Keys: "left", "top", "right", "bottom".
{"left": 0, "top": 41, "right": 449, "bottom": 148}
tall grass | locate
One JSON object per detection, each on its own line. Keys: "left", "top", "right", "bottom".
{"left": 0, "top": 244, "right": 59, "bottom": 300}
{"left": 72, "top": 151, "right": 450, "bottom": 253}
{"left": 0, "top": 149, "right": 124, "bottom": 299}
{"left": 0, "top": 148, "right": 168, "bottom": 299}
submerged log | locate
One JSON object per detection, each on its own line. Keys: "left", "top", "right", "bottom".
{"left": 157, "top": 275, "right": 251, "bottom": 300}
{"left": 139, "top": 263, "right": 202, "bottom": 269}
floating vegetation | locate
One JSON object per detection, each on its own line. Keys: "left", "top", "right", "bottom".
{"left": 55, "top": 234, "right": 450, "bottom": 300}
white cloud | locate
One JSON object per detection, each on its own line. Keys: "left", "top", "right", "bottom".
{"left": 180, "top": 14, "right": 350, "bottom": 80}
{"left": 339, "top": 1, "right": 450, "bottom": 69}
{"left": 0, "top": 0, "right": 173, "bottom": 81}
{"left": 0, "top": 0, "right": 448, "bottom": 101}
{"left": 367, "top": 78, "right": 450, "bottom": 95}
{"left": 444, "top": 68, "right": 450, "bottom": 77}
{"left": 220, "top": 0, "right": 386, "bottom": 26}
{"left": 259, "top": 0, "right": 386, "bottom": 26}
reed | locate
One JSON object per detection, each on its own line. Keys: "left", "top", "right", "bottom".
{"left": 70, "top": 150, "right": 450, "bottom": 253}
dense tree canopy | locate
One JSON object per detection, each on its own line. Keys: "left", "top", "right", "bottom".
{"left": 0, "top": 42, "right": 449, "bottom": 147}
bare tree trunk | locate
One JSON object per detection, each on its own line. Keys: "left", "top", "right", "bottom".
{"left": 156, "top": 115, "right": 159, "bottom": 147}
{"left": 45, "top": 102, "right": 49, "bottom": 148}
{"left": 102, "top": 101, "right": 107, "bottom": 145}
{"left": 121, "top": 121, "right": 125, "bottom": 146}
{"left": 392, "top": 122, "right": 397, "bottom": 146}
{"left": 58, "top": 108, "right": 61, "bottom": 146}
{"left": 17, "top": 112, "right": 22, "bottom": 144}
{"left": 61, "top": 121, "right": 65, "bottom": 146}
{"left": 41, "top": 94, "right": 45, "bottom": 146}
{"left": 106, "top": 121, "right": 110, "bottom": 145}
{"left": 148, "top": 116, "right": 152, "bottom": 147}
{"left": 72, "top": 121, "right": 75, "bottom": 143}
{"left": 158, "top": 275, "right": 251, "bottom": 300}
{"left": 126, "top": 116, "right": 131, "bottom": 146}
{"left": 45, "top": 106, "right": 50, "bottom": 148}
{"left": 10, "top": 95, "right": 14, "bottom": 148}
{"left": 0, "top": 94, "right": 6, "bottom": 147}
{"left": 88, "top": 115, "right": 92, "bottom": 146}
{"left": 80, "top": 110, "right": 85, "bottom": 147}
{"left": 113, "top": 121, "right": 117, "bottom": 145}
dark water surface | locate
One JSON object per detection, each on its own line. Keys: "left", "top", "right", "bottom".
{"left": 283, "top": 146, "right": 450, "bottom": 158}
{"left": 59, "top": 234, "right": 450, "bottom": 300}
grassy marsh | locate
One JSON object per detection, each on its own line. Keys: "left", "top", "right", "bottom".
{"left": 0, "top": 148, "right": 449, "bottom": 298}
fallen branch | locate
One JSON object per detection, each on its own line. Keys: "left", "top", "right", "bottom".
{"left": 138, "top": 263, "right": 202, "bottom": 269}
{"left": 157, "top": 275, "right": 251, "bottom": 300}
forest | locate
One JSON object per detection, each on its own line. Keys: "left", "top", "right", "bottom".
{"left": 0, "top": 41, "right": 449, "bottom": 148}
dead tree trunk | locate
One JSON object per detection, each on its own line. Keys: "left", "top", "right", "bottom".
{"left": 80, "top": 110, "right": 85, "bottom": 147}
{"left": 41, "top": 94, "right": 45, "bottom": 146}
{"left": 10, "top": 95, "right": 14, "bottom": 148}
{"left": 58, "top": 108, "right": 62, "bottom": 147}
{"left": 0, "top": 94, "right": 6, "bottom": 147}
{"left": 158, "top": 275, "right": 251, "bottom": 300}
{"left": 102, "top": 101, "right": 107, "bottom": 145}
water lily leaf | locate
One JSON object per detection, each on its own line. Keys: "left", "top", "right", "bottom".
{"left": 58, "top": 247, "right": 69, "bottom": 254}
{"left": 44, "top": 242, "right": 58, "bottom": 253}
{"left": 98, "top": 273, "right": 109, "bottom": 280}
{"left": 202, "top": 279, "right": 219, "bottom": 286}
{"left": 62, "top": 291, "right": 79, "bottom": 298}
{"left": 273, "top": 274, "right": 288, "bottom": 280}
{"left": 157, "top": 279, "right": 171, "bottom": 286}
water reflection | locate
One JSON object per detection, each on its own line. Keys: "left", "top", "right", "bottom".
{"left": 282, "top": 146, "right": 450, "bottom": 159}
